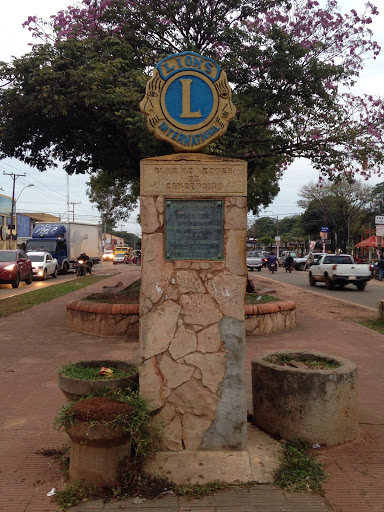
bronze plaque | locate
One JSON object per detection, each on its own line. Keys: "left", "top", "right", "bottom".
{"left": 165, "top": 200, "right": 223, "bottom": 260}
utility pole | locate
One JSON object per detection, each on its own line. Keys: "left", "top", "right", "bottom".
{"left": 3, "top": 172, "right": 26, "bottom": 249}
{"left": 69, "top": 202, "right": 81, "bottom": 222}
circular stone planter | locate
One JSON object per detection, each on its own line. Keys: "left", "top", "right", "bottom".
{"left": 251, "top": 351, "right": 359, "bottom": 446}
{"left": 58, "top": 360, "right": 139, "bottom": 401}
{"left": 66, "top": 398, "right": 132, "bottom": 484}
{"left": 66, "top": 300, "right": 139, "bottom": 337}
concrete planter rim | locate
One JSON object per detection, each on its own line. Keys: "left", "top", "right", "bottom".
{"left": 58, "top": 359, "right": 139, "bottom": 400}
{"left": 253, "top": 350, "right": 357, "bottom": 375}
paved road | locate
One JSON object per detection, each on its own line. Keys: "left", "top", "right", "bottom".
{"left": 0, "top": 261, "right": 123, "bottom": 300}
{"left": 250, "top": 266, "right": 383, "bottom": 310}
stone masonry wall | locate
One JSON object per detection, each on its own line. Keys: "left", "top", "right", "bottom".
{"left": 139, "top": 193, "right": 248, "bottom": 451}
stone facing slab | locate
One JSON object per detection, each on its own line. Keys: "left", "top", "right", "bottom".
{"left": 141, "top": 153, "right": 247, "bottom": 197}
{"left": 144, "top": 424, "right": 282, "bottom": 484}
{"left": 139, "top": 156, "right": 247, "bottom": 451}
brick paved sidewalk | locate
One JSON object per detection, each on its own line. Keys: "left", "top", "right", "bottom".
{"left": 0, "top": 266, "right": 382, "bottom": 511}
{"left": 72, "top": 486, "right": 331, "bottom": 511}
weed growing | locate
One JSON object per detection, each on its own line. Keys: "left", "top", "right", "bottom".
{"left": 265, "top": 353, "right": 339, "bottom": 370}
{"left": 59, "top": 361, "right": 137, "bottom": 381}
{"left": 172, "top": 480, "right": 229, "bottom": 498}
{"left": 274, "top": 439, "right": 327, "bottom": 493}
{"left": 245, "top": 293, "right": 280, "bottom": 305}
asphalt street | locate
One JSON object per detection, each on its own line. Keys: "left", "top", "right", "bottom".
{"left": 0, "top": 261, "right": 120, "bottom": 300}
{"left": 253, "top": 266, "right": 383, "bottom": 310}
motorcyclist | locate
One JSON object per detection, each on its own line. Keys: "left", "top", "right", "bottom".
{"left": 77, "top": 251, "right": 91, "bottom": 273}
{"left": 267, "top": 252, "right": 278, "bottom": 271}
{"left": 284, "top": 253, "right": 294, "bottom": 270}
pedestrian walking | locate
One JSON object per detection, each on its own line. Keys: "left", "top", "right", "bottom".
{"left": 378, "top": 253, "right": 384, "bottom": 281}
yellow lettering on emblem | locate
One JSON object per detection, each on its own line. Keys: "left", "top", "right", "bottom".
{"left": 180, "top": 79, "right": 202, "bottom": 118}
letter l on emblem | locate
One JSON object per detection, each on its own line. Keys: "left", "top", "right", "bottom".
{"left": 180, "top": 79, "right": 202, "bottom": 118}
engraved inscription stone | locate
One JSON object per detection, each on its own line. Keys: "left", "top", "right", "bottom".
{"left": 165, "top": 200, "right": 223, "bottom": 260}
{"left": 141, "top": 159, "right": 247, "bottom": 197}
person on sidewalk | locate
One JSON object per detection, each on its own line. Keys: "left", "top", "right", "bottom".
{"left": 378, "top": 253, "right": 384, "bottom": 281}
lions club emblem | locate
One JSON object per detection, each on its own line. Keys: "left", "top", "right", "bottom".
{"left": 140, "top": 52, "right": 235, "bottom": 152}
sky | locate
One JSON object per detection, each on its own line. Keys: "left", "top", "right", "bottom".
{"left": 0, "top": 0, "right": 384, "bottom": 234}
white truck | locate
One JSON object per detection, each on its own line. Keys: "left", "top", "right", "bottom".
{"left": 25, "top": 222, "right": 102, "bottom": 273}
{"left": 308, "top": 254, "right": 371, "bottom": 290}
{"left": 246, "top": 250, "right": 264, "bottom": 271}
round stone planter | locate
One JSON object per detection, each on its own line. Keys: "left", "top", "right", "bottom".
{"left": 66, "top": 300, "right": 139, "bottom": 337}
{"left": 67, "top": 416, "right": 131, "bottom": 484}
{"left": 58, "top": 360, "right": 139, "bottom": 401}
{"left": 251, "top": 350, "right": 359, "bottom": 446}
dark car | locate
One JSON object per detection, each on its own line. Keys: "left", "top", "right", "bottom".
{"left": 0, "top": 249, "right": 33, "bottom": 288}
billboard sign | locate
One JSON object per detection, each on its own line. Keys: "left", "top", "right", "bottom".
{"left": 0, "top": 195, "right": 12, "bottom": 215}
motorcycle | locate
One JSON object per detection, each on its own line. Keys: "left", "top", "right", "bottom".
{"left": 370, "top": 262, "right": 379, "bottom": 280}
{"left": 124, "top": 255, "right": 141, "bottom": 266}
{"left": 74, "top": 258, "right": 92, "bottom": 277}
{"left": 269, "top": 262, "right": 277, "bottom": 274}
{"left": 285, "top": 263, "right": 294, "bottom": 273}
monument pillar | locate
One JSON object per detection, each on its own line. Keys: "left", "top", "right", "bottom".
{"left": 139, "top": 152, "right": 248, "bottom": 451}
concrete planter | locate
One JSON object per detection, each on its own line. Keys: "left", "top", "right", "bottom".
{"left": 66, "top": 300, "right": 296, "bottom": 337}
{"left": 251, "top": 350, "right": 359, "bottom": 446}
{"left": 245, "top": 301, "right": 296, "bottom": 336}
{"left": 66, "top": 417, "right": 131, "bottom": 484}
{"left": 58, "top": 360, "right": 139, "bottom": 401}
{"left": 66, "top": 300, "right": 139, "bottom": 337}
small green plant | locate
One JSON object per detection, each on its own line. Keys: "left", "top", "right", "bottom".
{"left": 59, "top": 361, "right": 137, "bottom": 380}
{"left": 53, "top": 481, "right": 99, "bottom": 510}
{"left": 274, "top": 439, "right": 327, "bottom": 493}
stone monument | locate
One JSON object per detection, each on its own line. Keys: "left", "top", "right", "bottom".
{"left": 139, "top": 52, "right": 248, "bottom": 457}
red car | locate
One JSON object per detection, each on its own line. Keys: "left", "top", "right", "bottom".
{"left": 0, "top": 249, "right": 33, "bottom": 288}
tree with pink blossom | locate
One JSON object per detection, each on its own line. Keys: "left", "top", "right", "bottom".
{"left": 0, "top": 0, "right": 382, "bottom": 215}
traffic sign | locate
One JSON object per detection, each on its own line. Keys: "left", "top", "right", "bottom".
{"left": 275, "top": 236, "right": 280, "bottom": 241}
{"left": 376, "top": 225, "right": 384, "bottom": 236}
{"left": 320, "top": 227, "right": 329, "bottom": 232}
{"left": 320, "top": 232, "right": 327, "bottom": 239}
{"left": 375, "top": 216, "right": 384, "bottom": 225}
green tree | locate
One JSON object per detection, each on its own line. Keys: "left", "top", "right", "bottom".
{"left": 1, "top": 0, "right": 383, "bottom": 217}
{"left": 298, "top": 181, "right": 373, "bottom": 252}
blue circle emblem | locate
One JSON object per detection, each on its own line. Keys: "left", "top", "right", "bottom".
{"left": 165, "top": 75, "right": 214, "bottom": 126}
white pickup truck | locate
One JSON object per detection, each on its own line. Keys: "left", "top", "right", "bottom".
{"left": 308, "top": 254, "right": 371, "bottom": 290}
{"left": 246, "top": 250, "right": 264, "bottom": 271}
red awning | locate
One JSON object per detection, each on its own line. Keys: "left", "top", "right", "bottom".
{"left": 355, "top": 235, "right": 379, "bottom": 248}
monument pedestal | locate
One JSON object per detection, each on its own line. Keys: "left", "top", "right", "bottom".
{"left": 139, "top": 153, "right": 248, "bottom": 452}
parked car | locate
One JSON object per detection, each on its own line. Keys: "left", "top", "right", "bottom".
{"left": 102, "top": 250, "right": 114, "bottom": 262}
{"left": 113, "top": 253, "right": 125, "bottom": 265}
{"left": 0, "top": 249, "right": 33, "bottom": 288}
{"left": 27, "top": 251, "right": 59, "bottom": 280}
{"left": 246, "top": 250, "right": 263, "bottom": 271}
{"left": 278, "top": 251, "right": 298, "bottom": 267}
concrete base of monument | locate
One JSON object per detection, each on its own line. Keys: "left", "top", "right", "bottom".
{"left": 144, "top": 424, "right": 282, "bottom": 485}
